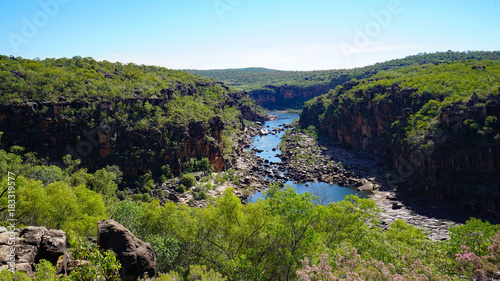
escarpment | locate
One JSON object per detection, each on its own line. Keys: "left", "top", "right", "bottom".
{"left": 300, "top": 82, "right": 500, "bottom": 216}
{"left": 0, "top": 93, "right": 266, "bottom": 180}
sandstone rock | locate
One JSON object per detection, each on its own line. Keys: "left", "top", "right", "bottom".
{"left": 98, "top": 220, "right": 156, "bottom": 280}
{"left": 0, "top": 227, "right": 67, "bottom": 274}
{"left": 37, "top": 229, "right": 66, "bottom": 265}
{"left": 358, "top": 181, "right": 374, "bottom": 191}
{"left": 19, "top": 226, "right": 47, "bottom": 248}
{"left": 16, "top": 263, "right": 33, "bottom": 274}
{"left": 0, "top": 245, "right": 16, "bottom": 264}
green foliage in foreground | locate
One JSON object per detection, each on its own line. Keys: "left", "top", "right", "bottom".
{"left": 0, "top": 147, "right": 110, "bottom": 236}
{"left": 107, "top": 185, "right": 500, "bottom": 280}
{"left": 1, "top": 173, "right": 500, "bottom": 280}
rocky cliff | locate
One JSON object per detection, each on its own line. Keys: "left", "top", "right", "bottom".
{"left": 0, "top": 95, "right": 265, "bottom": 181}
{"left": 250, "top": 83, "right": 344, "bottom": 109}
{"left": 300, "top": 82, "right": 500, "bottom": 216}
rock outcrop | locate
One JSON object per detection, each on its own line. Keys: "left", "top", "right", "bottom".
{"left": 300, "top": 82, "right": 500, "bottom": 216}
{"left": 98, "top": 220, "right": 156, "bottom": 281}
{"left": 0, "top": 226, "right": 66, "bottom": 274}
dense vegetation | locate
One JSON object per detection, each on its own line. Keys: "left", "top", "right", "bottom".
{"left": 0, "top": 55, "right": 214, "bottom": 103}
{"left": 188, "top": 51, "right": 500, "bottom": 92}
{"left": 1, "top": 130, "right": 500, "bottom": 280}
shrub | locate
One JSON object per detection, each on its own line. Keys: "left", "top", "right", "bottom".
{"left": 176, "top": 184, "right": 186, "bottom": 193}
{"left": 193, "top": 191, "right": 208, "bottom": 201}
{"left": 455, "top": 230, "right": 500, "bottom": 280}
{"left": 297, "top": 250, "right": 451, "bottom": 281}
{"left": 68, "top": 232, "right": 121, "bottom": 280}
{"left": 180, "top": 174, "right": 196, "bottom": 188}
{"left": 182, "top": 158, "right": 211, "bottom": 173}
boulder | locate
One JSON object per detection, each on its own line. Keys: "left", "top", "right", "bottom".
{"left": 97, "top": 220, "right": 156, "bottom": 281}
{"left": 37, "top": 229, "right": 66, "bottom": 265}
{"left": 392, "top": 202, "right": 403, "bottom": 210}
{"left": 19, "top": 226, "right": 47, "bottom": 248}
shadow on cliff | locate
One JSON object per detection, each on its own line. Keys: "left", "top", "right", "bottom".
{"left": 393, "top": 188, "right": 500, "bottom": 225}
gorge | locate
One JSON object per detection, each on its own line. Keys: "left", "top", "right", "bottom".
{"left": 2, "top": 53, "right": 500, "bottom": 280}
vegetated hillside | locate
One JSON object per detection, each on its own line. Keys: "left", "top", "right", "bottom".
{"left": 188, "top": 51, "right": 500, "bottom": 109}
{"left": 0, "top": 55, "right": 267, "bottom": 188}
{"left": 300, "top": 60, "right": 500, "bottom": 216}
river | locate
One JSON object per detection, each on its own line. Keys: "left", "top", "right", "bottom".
{"left": 246, "top": 112, "right": 365, "bottom": 204}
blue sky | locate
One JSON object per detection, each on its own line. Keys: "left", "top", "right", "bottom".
{"left": 0, "top": 0, "right": 498, "bottom": 70}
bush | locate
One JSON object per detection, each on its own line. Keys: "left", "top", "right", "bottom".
{"left": 182, "top": 157, "right": 211, "bottom": 173}
{"left": 193, "top": 191, "right": 208, "bottom": 201}
{"left": 188, "top": 265, "right": 226, "bottom": 281}
{"left": 68, "top": 232, "right": 121, "bottom": 280}
{"left": 0, "top": 176, "right": 107, "bottom": 236}
{"left": 296, "top": 250, "right": 452, "bottom": 281}
{"left": 161, "top": 164, "right": 174, "bottom": 180}
{"left": 176, "top": 184, "right": 186, "bottom": 194}
{"left": 180, "top": 174, "right": 196, "bottom": 188}
{"left": 447, "top": 218, "right": 500, "bottom": 257}
{"left": 26, "top": 165, "right": 68, "bottom": 185}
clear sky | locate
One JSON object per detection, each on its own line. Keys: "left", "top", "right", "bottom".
{"left": 0, "top": 0, "right": 498, "bottom": 70}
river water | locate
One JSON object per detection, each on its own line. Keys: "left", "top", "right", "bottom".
{"left": 246, "top": 112, "right": 364, "bottom": 204}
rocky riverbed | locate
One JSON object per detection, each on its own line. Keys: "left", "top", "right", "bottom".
{"left": 277, "top": 126, "right": 473, "bottom": 241}
{"left": 278, "top": 128, "right": 383, "bottom": 190}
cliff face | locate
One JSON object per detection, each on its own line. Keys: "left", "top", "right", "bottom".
{"left": 0, "top": 98, "right": 256, "bottom": 178}
{"left": 300, "top": 83, "right": 500, "bottom": 216}
{"left": 300, "top": 83, "right": 426, "bottom": 155}
{"left": 393, "top": 97, "right": 500, "bottom": 215}
{"left": 250, "top": 83, "right": 342, "bottom": 109}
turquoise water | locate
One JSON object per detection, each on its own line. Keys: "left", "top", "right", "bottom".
{"left": 246, "top": 112, "right": 365, "bottom": 205}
